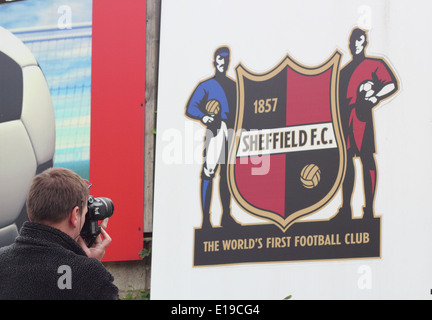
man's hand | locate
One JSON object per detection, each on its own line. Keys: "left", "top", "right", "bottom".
{"left": 77, "top": 218, "right": 112, "bottom": 261}
{"left": 367, "top": 96, "right": 378, "bottom": 104}
{"left": 202, "top": 115, "right": 214, "bottom": 125}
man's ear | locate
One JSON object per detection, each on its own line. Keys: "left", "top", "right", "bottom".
{"left": 69, "top": 206, "right": 80, "bottom": 228}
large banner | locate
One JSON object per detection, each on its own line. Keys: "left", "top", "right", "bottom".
{"left": 152, "top": 0, "right": 432, "bottom": 299}
{"left": 0, "top": 0, "right": 92, "bottom": 247}
{"left": 0, "top": 0, "right": 145, "bottom": 261}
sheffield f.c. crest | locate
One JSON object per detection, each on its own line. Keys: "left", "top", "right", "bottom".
{"left": 228, "top": 51, "right": 345, "bottom": 231}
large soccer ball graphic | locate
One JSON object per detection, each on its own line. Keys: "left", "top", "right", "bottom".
{"left": 0, "top": 26, "right": 55, "bottom": 247}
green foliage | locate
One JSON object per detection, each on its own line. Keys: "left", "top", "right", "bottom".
{"left": 139, "top": 237, "right": 152, "bottom": 258}
{"left": 125, "top": 237, "right": 153, "bottom": 300}
{"left": 123, "top": 288, "right": 150, "bottom": 300}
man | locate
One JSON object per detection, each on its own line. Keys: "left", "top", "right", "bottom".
{"left": 338, "top": 28, "right": 398, "bottom": 220}
{"left": 0, "top": 167, "right": 119, "bottom": 300}
{"left": 185, "top": 46, "right": 237, "bottom": 229}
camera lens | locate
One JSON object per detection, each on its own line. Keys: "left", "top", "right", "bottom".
{"left": 91, "top": 197, "right": 114, "bottom": 219}
{"left": 98, "top": 197, "right": 114, "bottom": 218}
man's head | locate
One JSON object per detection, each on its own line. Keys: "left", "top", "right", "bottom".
{"left": 349, "top": 28, "right": 368, "bottom": 58}
{"left": 26, "top": 167, "right": 89, "bottom": 228}
{"left": 213, "top": 46, "right": 230, "bottom": 75}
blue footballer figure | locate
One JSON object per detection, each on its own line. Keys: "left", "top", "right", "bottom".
{"left": 185, "top": 46, "right": 238, "bottom": 230}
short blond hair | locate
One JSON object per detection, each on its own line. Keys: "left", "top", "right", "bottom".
{"left": 26, "top": 167, "right": 89, "bottom": 223}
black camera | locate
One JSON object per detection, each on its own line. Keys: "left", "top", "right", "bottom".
{"left": 80, "top": 195, "right": 114, "bottom": 246}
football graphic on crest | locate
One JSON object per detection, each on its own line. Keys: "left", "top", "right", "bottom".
{"left": 300, "top": 164, "right": 321, "bottom": 189}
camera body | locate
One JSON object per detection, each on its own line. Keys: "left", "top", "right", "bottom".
{"left": 80, "top": 195, "right": 114, "bottom": 245}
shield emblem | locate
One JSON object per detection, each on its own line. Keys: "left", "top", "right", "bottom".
{"left": 228, "top": 51, "right": 345, "bottom": 232}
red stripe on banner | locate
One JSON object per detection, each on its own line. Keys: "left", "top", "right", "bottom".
{"left": 90, "top": 0, "right": 145, "bottom": 261}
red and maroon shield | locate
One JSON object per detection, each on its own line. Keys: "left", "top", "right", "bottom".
{"left": 228, "top": 51, "right": 345, "bottom": 231}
